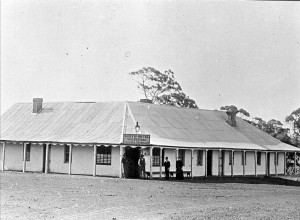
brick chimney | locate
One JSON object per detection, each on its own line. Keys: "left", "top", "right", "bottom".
{"left": 33, "top": 98, "right": 43, "bottom": 113}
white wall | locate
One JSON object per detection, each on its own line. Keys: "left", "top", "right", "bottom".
{"left": 3, "top": 143, "right": 23, "bottom": 171}
{"left": 71, "top": 145, "right": 93, "bottom": 175}
{"left": 49, "top": 144, "right": 69, "bottom": 173}
{"left": 193, "top": 150, "right": 206, "bottom": 177}
{"left": 26, "top": 144, "right": 43, "bottom": 172}
{"left": 96, "top": 146, "right": 120, "bottom": 177}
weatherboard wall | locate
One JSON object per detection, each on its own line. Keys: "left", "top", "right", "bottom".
{"left": 26, "top": 144, "right": 44, "bottom": 172}
{"left": 96, "top": 146, "right": 120, "bottom": 177}
{"left": 49, "top": 144, "right": 69, "bottom": 174}
{"left": 2, "top": 143, "right": 23, "bottom": 171}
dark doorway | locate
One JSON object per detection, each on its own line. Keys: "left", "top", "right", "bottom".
{"left": 207, "top": 150, "right": 213, "bottom": 176}
{"left": 125, "top": 147, "right": 140, "bottom": 178}
{"left": 42, "top": 144, "right": 46, "bottom": 172}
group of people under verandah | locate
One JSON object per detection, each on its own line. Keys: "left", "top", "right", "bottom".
{"left": 122, "top": 153, "right": 184, "bottom": 180}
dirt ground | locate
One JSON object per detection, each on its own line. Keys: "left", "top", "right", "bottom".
{"left": 1, "top": 172, "right": 300, "bottom": 220}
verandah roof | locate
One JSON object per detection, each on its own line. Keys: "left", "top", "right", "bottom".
{"left": 0, "top": 101, "right": 299, "bottom": 152}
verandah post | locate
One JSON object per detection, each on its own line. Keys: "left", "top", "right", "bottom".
{"left": 93, "top": 145, "right": 97, "bottom": 177}
{"left": 243, "top": 150, "right": 245, "bottom": 177}
{"left": 275, "top": 152, "right": 277, "bottom": 176}
{"left": 231, "top": 150, "right": 234, "bottom": 177}
{"left": 159, "top": 147, "right": 162, "bottom": 179}
{"left": 45, "top": 143, "right": 49, "bottom": 173}
{"left": 191, "top": 149, "right": 193, "bottom": 179}
{"left": 254, "top": 151, "right": 257, "bottom": 177}
{"left": 150, "top": 147, "right": 153, "bottom": 179}
{"left": 23, "top": 143, "right": 27, "bottom": 173}
{"left": 2, "top": 142, "right": 6, "bottom": 171}
{"left": 218, "top": 150, "right": 221, "bottom": 178}
{"left": 205, "top": 149, "right": 208, "bottom": 178}
{"left": 294, "top": 152, "right": 297, "bottom": 175}
{"left": 265, "top": 152, "right": 268, "bottom": 176}
{"left": 284, "top": 152, "right": 286, "bottom": 175}
{"left": 119, "top": 146, "right": 124, "bottom": 178}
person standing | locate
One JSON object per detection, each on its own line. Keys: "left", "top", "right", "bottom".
{"left": 121, "top": 154, "right": 129, "bottom": 178}
{"left": 176, "top": 157, "right": 184, "bottom": 180}
{"left": 164, "top": 157, "right": 171, "bottom": 179}
{"left": 138, "top": 154, "right": 146, "bottom": 179}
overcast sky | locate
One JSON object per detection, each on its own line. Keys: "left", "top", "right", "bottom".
{"left": 1, "top": 1, "right": 300, "bottom": 124}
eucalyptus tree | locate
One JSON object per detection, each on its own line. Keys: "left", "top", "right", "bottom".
{"left": 129, "top": 67, "right": 198, "bottom": 108}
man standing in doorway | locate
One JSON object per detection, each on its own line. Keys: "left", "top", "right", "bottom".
{"left": 138, "top": 154, "right": 146, "bottom": 179}
{"left": 164, "top": 157, "right": 171, "bottom": 179}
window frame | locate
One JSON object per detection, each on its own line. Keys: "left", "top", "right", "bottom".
{"left": 196, "top": 150, "right": 203, "bottom": 166}
{"left": 257, "top": 152, "right": 261, "bottom": 166}
{"left": 152, "top": 148, "right": 160, "bottom": 166}
{"left": 96, "top": 145, "right": 112, "bottom": 165}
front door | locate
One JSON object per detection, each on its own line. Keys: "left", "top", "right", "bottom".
{"left": 125, "top": 147, "right": 140, "bottom": 178}
{"left": 207, "top": 150, "right": 213, "bottom": 176}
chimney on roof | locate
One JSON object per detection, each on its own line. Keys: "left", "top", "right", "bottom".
{"left": 33, "top": 98, "right": 43, "bottom": 113}
{"left": 139, "top": 99, "right": 152, "bottom": 104}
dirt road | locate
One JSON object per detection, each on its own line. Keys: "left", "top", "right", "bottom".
{"left": 1, "top": 172, "right": 299, "bottom": 219}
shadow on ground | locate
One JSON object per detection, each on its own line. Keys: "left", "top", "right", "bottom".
{"left": 153, "top": 176, "right": 300, "bottom": 186}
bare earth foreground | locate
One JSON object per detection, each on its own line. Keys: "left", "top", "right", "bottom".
{"left": 1, "top": 172, "right": 299, "bottom": 220}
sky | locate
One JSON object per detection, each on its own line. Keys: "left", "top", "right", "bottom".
{"left": 1, "top": 0, "right": 300, "bottom": 125}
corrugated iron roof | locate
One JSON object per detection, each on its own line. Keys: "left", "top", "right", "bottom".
{"left": 0, "top": 102, "right": 124, "bottom": 144}
{"left": 126, "top": 102, "right": 300, "bottom": 151}
{"left": 1, "top": 100, "right": 299, "bottom": 152}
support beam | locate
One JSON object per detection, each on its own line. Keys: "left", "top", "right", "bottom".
{"left": 205, "top": 149, "right": 208, "bottom": 178}
{"left": 231, "top": 150, "right": 234, "bottom": 177}
{"left": 275, "top": 152, "right": 277, "bottom": 176}
{"left": 284, "top": 152, "right": 286, "bottom": 175}
{"left": 191, "top": 149, "right": 194, "bottom": 179}
{"left": 150, "top": 147, "right": 153, "bottom": 179}
{"left": 243, "top": 150, "right": 245, "bottom": 177}
{"left": 45, "top": 144, "right": 49, "bottom": 174}
{"left": 218, "top": 150, "right": 221, "bottom": 178}
{"left": 265, "top": 152, "right": 268, "bottom": 176}
{"left": 68, "top": 144, "right": 72, "bottom": 175}
{"left": 294, "top": 152, "right": 297, "bottom": 175}
{"left": 254, "top": 151, "right": 257, "bottom": 177}
{"left": 93, "top": 145, "right": 97, "bottom": 177}
{"left": 23, "top": 143, "right": 27, "bottom": 173}
{"left": 159, "top": 147, "right": 162, "bottom": 179}
{"left": 119, "top": 146, "right": 124, "bottom": 178}
{"left": 2, "top": 142, "right": 6, "bottom": 171}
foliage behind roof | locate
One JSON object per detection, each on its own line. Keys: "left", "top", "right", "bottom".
{"left": 1, "top": 101, "right": 299, "bottom": 151}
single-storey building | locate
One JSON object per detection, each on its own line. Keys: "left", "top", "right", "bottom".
{"left": 1, "top": 98, "right": 299, "bottom": 178}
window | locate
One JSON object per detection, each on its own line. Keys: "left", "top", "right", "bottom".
{"left": 275, "top": 153, "right": 279, "bottom": 166}
{"left": 64, "top": 145, "right": 70, "bottom": 163}
{"left": 257, "top": 152, "right": 261, "bottom": 166}
{"left": 152, "top": 148, "right": 160, "bottom": 166}
{"left": 197, "top": 150, "right": 203, "bottom": 166}
{"left": 241, "top": 151, "right": 246, "bottom": 165}
{"left": 24, "top": 144, "right": 31, "bottom": 161}
{"left": 178, "top": 149, "right": 185, "bottom": 166}
{"left": 229, "top": 151, "right": 234, "bottom": 165}
{"left": 96, "top": 146, "right": 111, "bottom": 165}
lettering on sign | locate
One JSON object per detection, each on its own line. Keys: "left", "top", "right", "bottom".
{"left": 123, "top": 134, "right": 150, "bottom": 145}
